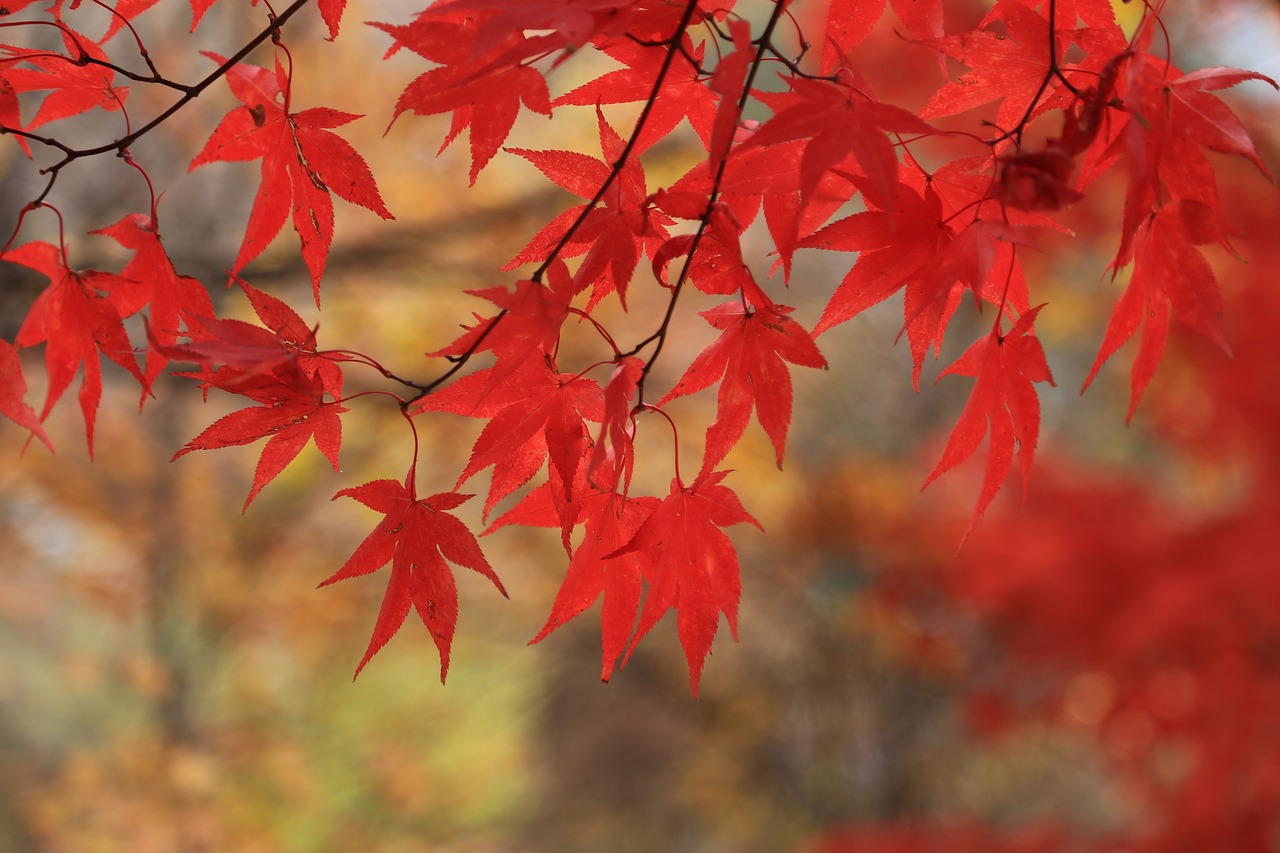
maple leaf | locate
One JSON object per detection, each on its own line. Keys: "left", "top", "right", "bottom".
{"left": 802, "top": 187, "right": 948, "bottom": 332}
{"left": 1083, "top": 200, "right": 1232, "bottom": 422}
{"left": 158, "top": 280, "right": 342, "bottom": 400}
{"left": 486, "top": 476, "right": 659, "bottom": 681}
{"left": 923, "top": 305, "right": 1055, "bottom": 540}
{"left": 1, "top": 27, "right": 130, "bottom": 132}
{"left": 1110, "top": 54, "right": 1277, "bottom": 266}
{"left": 190, "top": 54, "right": 392, "bottom": 301}
{"left": 4, "top": 241, "right": 145, "bottom": 456}
{"left": 160, "top": 280, "right": 348, "bottom": 506}
{"left": 506, "top": 108, "right": 671, "bottom": 309}
{"left": 588, "top": 356, "right": 643, "bottom": 495}
{"left": 0, "top": 339, "right": 53, "bottom": 451}
{"left": 917, "top": 0, "right": 1125, "bottom": 139}
{"left": 660, "top": 299, "right": 827, "bottom": 473}
{"left": 552, "top": 35, "right": 716, "bottom": 154}
{"left": 413, "top": 357, "right": 604, "bottom": 521}
{"left": 172, "top": 373, "right": 347, "bottom": 510}
{"left": 535, "top": 487, "right": 658, "bottom": 681}
{"left": 819, "top": 0, "right": 944, "bottom": 72}
{"left": 322, "top": 479, "right": 507, "bottom": 682}
{"left": 93, "top": 213, "right": 215, "bottom": 394}
{"left": 802, "top": 183, "right": 1033, "bottom": 388}
{"left": 430, "top": 266, "right": 576, "bottom": 398}
{"left": 610, "top": 469, "right": 761, "bottom": 696}
{"left": 741, "top": 75, "right": 932, "bottom": 211}
{"left": 372, "top": 16, "right": 552, "bottom": 183}
{"left": 0, "top": 73, "right": 29, "bottom": 157}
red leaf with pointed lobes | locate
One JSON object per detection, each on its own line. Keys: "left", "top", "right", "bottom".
{"left": 924, "top": 305, "right": 1056, "bottom": 541}
{"left": 917, "top": 0, "right": 1117, "bottom": 140}
{"left": 5, "top": 241, "right": 145, "bottom": 457}
{"left": 538, "top": 487, "right": 658, "bottom": 681}
{"left": 157, "top": 280, "right": 342, "bottom": 399}
{"left": 588, "top": 357, "right": 643, "bottom": 495}
{"left": 1083, "top": 201, "right": 1232, "bottom": 422}
{"left": 0, "top": 339, "right": 53, "bottom": 451}
{"left": 707, "top": 18, "right": 752, "bottom": 175}
{"left": 609, "top": 469, "right": 761, "bottom": 696}
{"left": 552, "top": 36, "right": 716, "bottom": 154}
{"left": 1164, "top": 66, "right": 1278, "bottom": 178}
{"left": 803, "top": 185, "right": 949, "bottom": 337}
{"left": 431, "top": 265, "right": 575, "bottom": 397}
{"left": 2, "top": 27, "right": 129, "bottom": 131}
{"left": 803, "top": 177, "right": 1034, "bottom": 389}
{"left": 741, "top": 75, "right": 933, "bottom": 212}
{"left": 174, "top": 386, "right": 346, "bottom": 510}
{"left": 322, "top": 479, "right": 506, "bottom": 682}
{"left": 661, "top": 299, "right": 827, "bottom": 473}
{"left": 190, "top": 55, "right": 391, "bottom": 302}
{"left": 1110, "top": 53, "right": 1275, "bottom": 267}
{"left": 506, "top": 109, "right": 670, "bottom": 309}
{"left": 372, "top": 14, "right": 552, "bottom": 184}
{"left": 414, "top": 357, "right": 605, "bottom": 520}
{"left": 93, "top": 213, "right": 215, "bottom": 395}
{"left": 487, "top": 477, "right": 659, "bottom": 681}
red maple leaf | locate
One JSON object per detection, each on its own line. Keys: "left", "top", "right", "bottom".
{"left": 741, "top": 75, "right": 932, "bottom": 212}
{"left": 172, "top": 371, "right": 346, "bottom": 510}
{"left": 1, "top": 27, "right": 130, "bottom": 132}
{"left": 552, "top": 35, "right": 716, "bottom": 154}
{"left": 802, "top": 182, "right": 1033, "bottom": 388}
{"left": 372, "top": 14, "right": 553, "bottom": 184}
{"left": 158, "top": 280, "right": 342, "bottom": 400}
{"left": 918, "top": 0, "right": 1124, "bottom": 141}
{"left": 506, "top": 108, "right": 671, "bottom": 308}
{"left": 923, "top": 304, "right": 1056, "bottom": 539}
{"left": 660, "top": 299, "right": 827, "bottom": 473}
{"left": 413, "top": 356, "right": 604, "bottom": 521}
{"left": 486, "top": 476, "right": 659, "bottom": 681}
{"left": 588, "top": 356, "right": 643, "bottom": 495}
{"left": 93, "top": 213, "right": 215, "bottom": 392}
{"left": 322, "top": 478, "right": 507, "bottom": 682}
{"left": 1083, "top": 200, "right": 1232, "bottom": 421}
{"left": 0, "top": 339, "right": 52, "bottom": 451}
{"left": 160, "top": 280, "right": 347, "bottom": 506}
{"left": 610, "top": 468, "right": 761, "bottom": 696}
{"left": 429, "top": 264, "right": 577, "bottom": 399}
{"left": 189, "top": 54, "right": 392, "bottom": 300}
{"left": 819, "top": 0, "right": 945, "bottom": 73}
{"left": 1110, "top": 49, "right": 1276, "bottom": 267}
{"left": 5, "top": 241, "right": 145, "bottom": 456}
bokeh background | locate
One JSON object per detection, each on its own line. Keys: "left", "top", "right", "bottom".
{"left": 2, "top": 0, "right": 1280, "bottom": 850}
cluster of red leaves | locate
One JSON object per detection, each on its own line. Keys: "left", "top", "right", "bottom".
{"left": 819, "top": 186, "right": 1280, "bottom": 850}
{"left": 0, "top": 0, "right": 1275, "bottom": 696}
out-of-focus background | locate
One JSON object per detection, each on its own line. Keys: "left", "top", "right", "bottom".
{"left": 2, "top": 1, "right": 1280, "bottom": 850}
